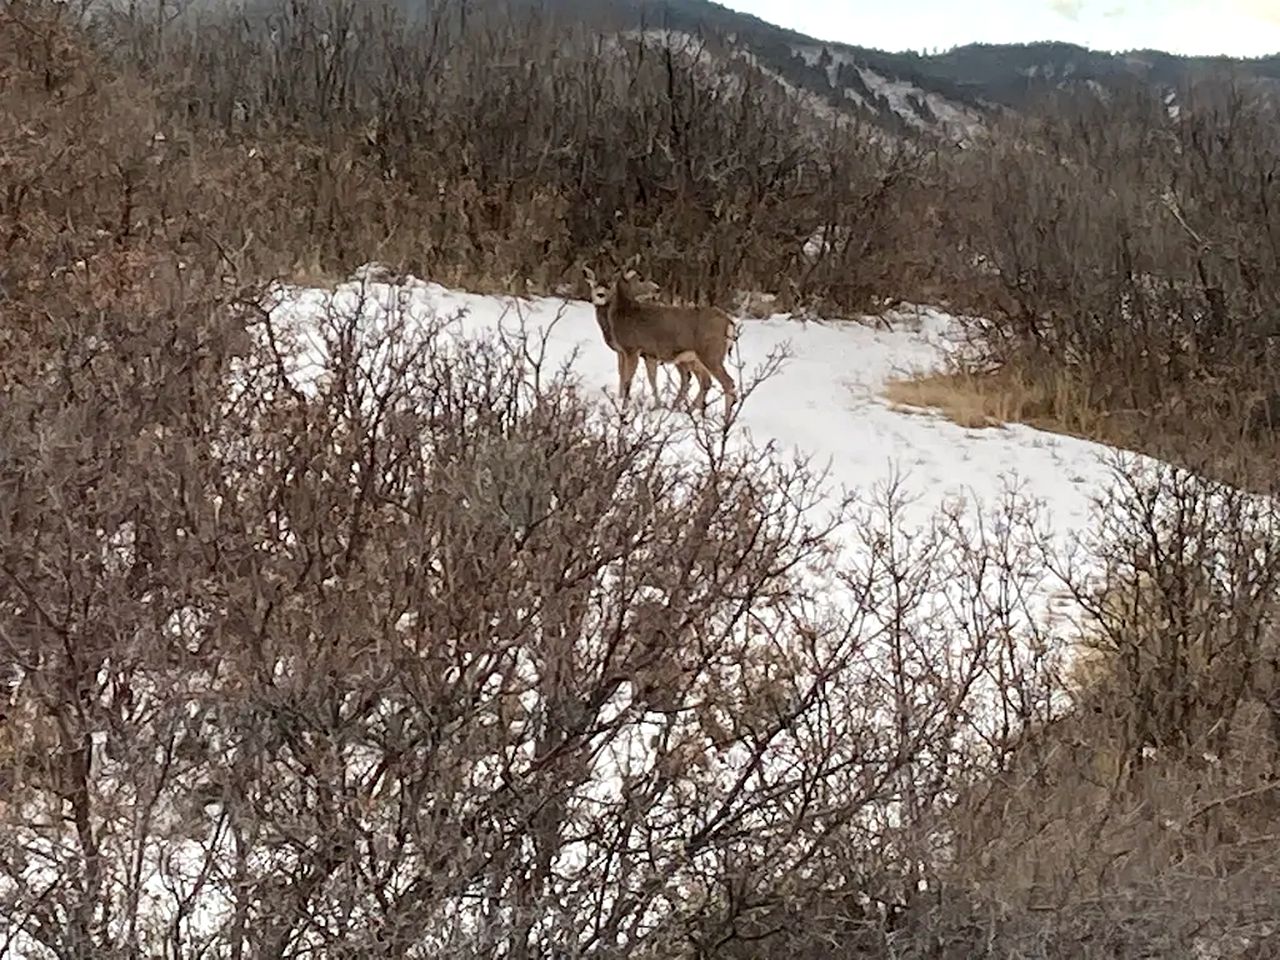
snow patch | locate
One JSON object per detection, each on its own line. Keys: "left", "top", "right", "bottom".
{"left": 263, "top": 271, "right": 1143, "bottom": 631}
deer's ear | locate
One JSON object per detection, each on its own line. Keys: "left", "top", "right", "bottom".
{"left": 622, "top": 267, "right": 639, "bottom": 281}
{"left": 583, "top": 266, "right": 597, "bottom": 283}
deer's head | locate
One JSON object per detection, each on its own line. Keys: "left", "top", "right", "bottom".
{"left": 583, "top": 258, "right": 660, "bottom": 308}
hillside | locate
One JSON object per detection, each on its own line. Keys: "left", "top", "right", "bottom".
{"left": 122, "top": 0, "right": 1280, "bottom": 141}
{"left": 6, "top": 2, "right": 1280, "bottom": 956}
{"left": 549, "top": 0, "right": 1280, "bottom": 138}
{"left": 274, "top": 268, "right": 1114, "bottom": 628}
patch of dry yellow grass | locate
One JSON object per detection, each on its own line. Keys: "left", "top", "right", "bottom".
{"left": 883, "top": 367, "right": 1113, "bottom": 440}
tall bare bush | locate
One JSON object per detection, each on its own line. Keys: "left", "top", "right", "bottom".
{"left": 85, "top": 0, "right": 931, "bottom": 311}
{"left": 945, "top": 78, "right": 1280, "bottom": 466}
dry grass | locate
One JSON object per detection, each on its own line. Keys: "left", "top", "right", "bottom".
{"left": 883, "top": 370, "right": 1012, "bottom": 429}
{"left": 883, "top": 366, "right": 1280, "bottom": 494}
{"left": 882, "top": 366, "right": 1111, "bottom": 436}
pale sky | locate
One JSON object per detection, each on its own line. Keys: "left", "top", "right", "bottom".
{"left": 719, "top": 0, "right": 1280, "bottom": 57}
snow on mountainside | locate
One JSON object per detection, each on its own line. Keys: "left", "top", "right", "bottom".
{"left": 164, "top": 0, "right": 1280, "bottom": 142}
{"left": 615, "top": 30, "right": 925, "bottom": 141}
{"left": 265, "top": 270, "right": 1164, "bottom": 640}
{"left": 791, "top": 44, "right": 987, "bottom": 141}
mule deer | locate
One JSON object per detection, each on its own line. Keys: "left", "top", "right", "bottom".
{"left": 583, "top": 263, "right": 738, "bottom": 412}
{"left": 583, "top": 266, "right": 698, "bottom": 404}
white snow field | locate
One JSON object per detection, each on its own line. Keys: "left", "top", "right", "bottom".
{"left": 267, "top": 269, "right": 1137, "bottom": 604}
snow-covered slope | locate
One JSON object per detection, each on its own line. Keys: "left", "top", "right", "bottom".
{"left": 267, "top": 271, "right": 1147, "bottom": 635}
{"left": 792, "top": 43, "right": 987, "bottom": 141}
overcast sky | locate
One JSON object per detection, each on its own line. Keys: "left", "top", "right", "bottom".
{"left": 717, "top": 0, "right": 1280, "bottom": 57}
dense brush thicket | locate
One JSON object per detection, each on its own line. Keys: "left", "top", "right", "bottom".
{"left": 87, "top": 0, "right": 937, "bottom": 311}
{"left": 2, "top": 2, "right": 1280, "bottom": 958}
{"left": 945, "top": 80, "right": 1280, "bottom": 471}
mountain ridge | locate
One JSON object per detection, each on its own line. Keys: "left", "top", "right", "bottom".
{"left": 573, "top": 0, "right": 1280, "bottom": 137}
{"left": 161, "top": 0, "right": 1280, "bottom": 140}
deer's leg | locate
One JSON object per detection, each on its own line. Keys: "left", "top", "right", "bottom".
{"left": 619, "top": 350, "right": 640, "bottom": 405}
{"left": 675, "top": 364, "right": 692, "bottom": 408}
{"left": 615, "top": 349, "right": 628, "bottom": 400}
{"left": 707, "top": 358, "right": 737, "bottom": 413}
{"left": 644, "top": 356, "right": 661, "bottom": 406}
{"left": 694, "top": 367, "right": 713, "bottom": 413}
{"left": 671, "top": 351, "right": 704, "bottom": 411}
{"left": 676, "top": 364, "right": 705, "bottom": 411}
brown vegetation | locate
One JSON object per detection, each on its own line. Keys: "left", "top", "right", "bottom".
{"left": 78, "top": 0, "right": 935, "bottom": 316}
{"left": 914, "top": 80, "right": 1280, "bottom": 480}
{"left": 883, "top": 367, "right": 1114, "bottom": 436}
{"left": 2, "top": 2, "right": 1280, "bottom": 958}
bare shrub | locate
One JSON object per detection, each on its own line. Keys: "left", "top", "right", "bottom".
{"left": 940, "top": 79, "right": 1280, "bottom": 471}
{"left": 0, "top": 264, "right": 1075, "bottom": 957}
{"left": 80, "top": 0, "right": 933, "bottom": 313}
{"left": 937, "top": 453, "right": 1280, "bottom": 959}
{"left": 1057, "top": 452, "right": 1280, "bottom": 767}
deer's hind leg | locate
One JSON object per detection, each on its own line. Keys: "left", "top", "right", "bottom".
{"left": 670, "top": 351, "right": 713, "bottom": 413}
{"left": 674, "top": 364, "right": 692, "bottom": 408}
{"left": 706, "top": 357, "right": 737, "bottom": 413}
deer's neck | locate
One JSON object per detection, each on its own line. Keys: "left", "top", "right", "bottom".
{"left": 594, "top": 303, "right": 617, "bottom": 348}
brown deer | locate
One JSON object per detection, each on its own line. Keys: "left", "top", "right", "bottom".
{"left": 583, "top": 265, "right": 699, "bottom": 404}
{"left": 583, "top": 262, "right": 738, "bottom": 412}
